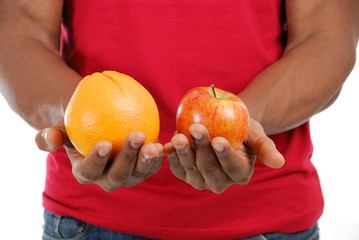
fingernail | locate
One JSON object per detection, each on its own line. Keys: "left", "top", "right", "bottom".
{"left": 142, "top": 153, "right": 153, "bottom": 163}
{"left": 212, "top": 143, "right": 224, "bottom": 152}
{"left": 98, "top": 147, "right": 111, "bottom": 158}
{"left": 131, "top": 139, "right": 143, "bottom": 149}
{"left": 42, "top": 128, "right": 50, "bottom": 145}
{"left": 191, "top": 131, "right": 202, "bottom": 140}
{"left": 174, "top": 144, "right": 186, "bottom": 151}
{"left": 143, "top": 153, "right": 152, "bottom": 159}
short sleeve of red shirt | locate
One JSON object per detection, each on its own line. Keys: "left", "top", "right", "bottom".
{"left": 43, "top": 1, "right": 324, "bottom": 239}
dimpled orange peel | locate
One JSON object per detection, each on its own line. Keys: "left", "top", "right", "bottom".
{"left": 64, "top": 71, "right": 160, "bottom": 157}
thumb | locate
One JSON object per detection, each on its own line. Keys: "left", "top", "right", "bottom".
{"left": 245, "top": 119, "right": 285, "bottom": 169}
{"left": 35, "top": 118, "right": 69, "bottom": 152}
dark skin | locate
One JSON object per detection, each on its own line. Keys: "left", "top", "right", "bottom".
{"left": 35, "top": 119, "right": 164, "bottom": 191}
{"left": 163, "top": 0, "right": 359, "bottom": 193}
{"left": 0, "top": 0, "right": 358, "bottom": 193}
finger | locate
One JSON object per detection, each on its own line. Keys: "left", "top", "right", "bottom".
{"left": 122, "top": 143, "right": 164, "bottom": 188}
{"left": 147, "top": 143, "right": 165, "bottom": 174}
{"left": 105, "top": 131, "right": 145, "bottom": 186}
{"left": 212, "top": 137, "right": 255, "bottom": 184}
{"left": 35, "top": 118, "right": 69, "bottom": 152}
{"left": 35, "top": 128, "right": 63, "bottom": 152}
{"left": 190, "top": 123, "right": 231, "bottom": 193}
{"left": 163, "top": 142, "right": 186, "bottom": 180}
{"left": 171, "top": 134, "right": 205, "bottom": 189}
{"left": 245, "top": 120, "right": 285, "bottom": 169}
{"left": 72, "top": 141, "right": 112, "bottom": 184}
{"left": 132, "top": 142, "right": 163, "bottom": 179}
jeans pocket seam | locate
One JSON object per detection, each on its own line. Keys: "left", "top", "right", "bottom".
{"left": 43, "top": 210, "right": 95, "bottom": 240}
{"left": 75, "top": 223, "right": 94, "bottom": 240}
{"left": 307, "top": 226, "right": 320, "bottom": 240}
{"left": 259, "top": 235, "right": 268, "bottom": 240}
{"left": 43, "top": 224, "right": 94, "bottom": 240}
{"left": 42, "top": 231, "right": 64, "bottom": 240}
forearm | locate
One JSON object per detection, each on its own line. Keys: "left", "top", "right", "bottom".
{"left": 240, "top": 33, "right": 356, "bottom": 134}
{"left": 0, "top": 37, "right": 81, "bottom": 130}
{"left": 0, "top": 1, "right": 81, "bottom": 130}
{"left": 239, "top": 0, "right": 358, "bottom": 135}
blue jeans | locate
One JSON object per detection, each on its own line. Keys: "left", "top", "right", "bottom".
{"left": 43, "top": 210, "right": 319, "bottom": 240}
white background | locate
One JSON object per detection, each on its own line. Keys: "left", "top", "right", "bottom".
{"left": 0, "top": 50, "right": 358, "bottom": 239}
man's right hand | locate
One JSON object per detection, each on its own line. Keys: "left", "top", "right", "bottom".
{"left": 35, "top": 118, "right": 164, "bottom": 192}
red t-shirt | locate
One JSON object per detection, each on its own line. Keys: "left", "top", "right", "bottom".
{"left": 43, "top": 1, "right": 324, "bottom": 239}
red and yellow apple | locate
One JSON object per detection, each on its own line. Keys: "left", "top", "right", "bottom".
{"left": 176, "top": 85, "right": 249, "bottom": 150}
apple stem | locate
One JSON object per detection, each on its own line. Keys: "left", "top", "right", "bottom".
{"left": 211, "top": 84, "right": 217, "bottom": 98}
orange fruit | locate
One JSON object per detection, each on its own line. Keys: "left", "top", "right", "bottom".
{"left": 64, "top": 71, "right": 160, "bottom": 157}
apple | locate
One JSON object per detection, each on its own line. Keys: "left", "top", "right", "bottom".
{"left": 176, "top": 85, "right": 249, "bottom": 150}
